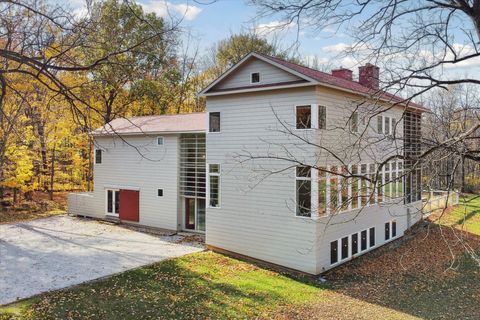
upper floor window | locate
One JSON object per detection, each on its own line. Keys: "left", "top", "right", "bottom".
{"left": 318, "top": 105, "right": 327, "bottom": 130}
{"left": 209, "top": 112, "right": 221, "bottom": 133}
{"left": 95, "top": 149, "right": 102, "bottom": 164}
{"left": 251, "top": 72, "right": 260, "bottom": 83}
{"left": 377, "top": 115, "right": 396, "bottom": 135}
{"left": 350, "top": 112, "right": 359, "bottom": 133}
{"left": 296, "top": 105, "right": 312, "bottom": 129}
{"left": 157, "top": 136, "right": 164, "bottom": 146}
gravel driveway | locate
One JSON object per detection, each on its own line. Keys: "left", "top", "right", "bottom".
{"left": 0, "top": 215, "right": 204, "bottom": 305}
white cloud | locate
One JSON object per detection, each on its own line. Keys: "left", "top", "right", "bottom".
{"left": 141, "top": 1, "right": 202, "bottom": 21}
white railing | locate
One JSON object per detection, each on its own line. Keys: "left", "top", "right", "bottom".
{"left": 423, "top": 190, "right": 460, "bottom": 214}
{"left": 68, "top": 192, "right": 96, "bottom": 216}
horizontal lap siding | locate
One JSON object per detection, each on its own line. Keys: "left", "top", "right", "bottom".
{"left": 215, "top": 58, "right": 302, "bottom": 90}
{"left": 206, "top": 88, "right": 319, "bottom": 274}
{"left": 91, "top": 135, "right": 179, "bottom": 230}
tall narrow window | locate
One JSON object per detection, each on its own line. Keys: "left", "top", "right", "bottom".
{"left": 392, "top": 220, "right": 397, "bottom": 237}
{"left": 318, "top": 167, "right": 327, "bottom": 216}
{"left": 369, "top": 227, "right": 375, "bottom": 247}
{"left": 95, "top": 149, "right": 102, "bottom": 164}
{"left": 296, "top": 105, "right": 312, "bottom": 129}
{"left": 208, "top": 164, "right": 220, "bottom": 207}
{"left": 384, "top": 116, "right": 391, "bottom": 135}
{"left": 106, "top": 189, "right": 119, "bottom": 215}
{"left": 330, "top": 240, "right": 338, "bottom": 264}
{"left": 385, "top": 222, "right": 390, "bottom": 240}
{"left": 351, "top": 165, "right": 359, "bottom": 209}
{"left": 209, "top": 112, "right": 221, "bottom": 133}
{"left": 296, "top": 166, "right": 311, "bottom": 217}
{"left": 341, "top": 236, "right": 349, "bottom": 260}
{"left": 329, "top": 166, "right": 339, "bottom": 213}
{"left": 318, "top": 105, "right": 327, "bottom": 129}
{"left": 351, "top": 233, "right": 358, "bottom": 255}
{"left": 377, "top": 116, "right": 383, "bottom": 134}
{"left": 361, "top": 230, "right": 368, "bottom": 251}
{"left": 350, "top": 112, "right": 358, "bottom": 133}
{"left": 360, "top": 164, "right": 368, "bottom": 206}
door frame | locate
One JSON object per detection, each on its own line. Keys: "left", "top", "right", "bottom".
{"left": 183, "top": 196, "right": 206, "bottom": 233}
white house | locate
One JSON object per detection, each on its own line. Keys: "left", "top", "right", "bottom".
{"left": 68, "top": 52, "right": 427, "bottom": 274}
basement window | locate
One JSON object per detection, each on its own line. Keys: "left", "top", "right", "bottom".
{"left": 369, "top": 227, "right": 376, "bottom": 247}
{"left": 341, "top": 236, "right": 349, "bottom": 260}
{"left": 330, "top": 240, "right": 338, "bottom": 264}
{"left": 251, "top": 72, "right": 260, "bottom": 83}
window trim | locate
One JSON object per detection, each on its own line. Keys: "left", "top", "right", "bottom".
{"left": 385, "top": 220, "right": 398, "bottom": 241}
{"left": 207, "top": 163, "right": 221, "bottom": 208}
{"left": 250, "top": 72, "right": 260, "bottom": 84}
{"left": 208, "top": 111, "right": 221, "bottom": 133}
{"left": 330, "top": 227, "right": 376, "bottom": 266}
{"left": 295, "top": 104, "right": 314, "bottom": 130}
{"left": 105, "top": 188, "right": 120, "bottom": 216}
{"left": 295, "top": 166, "right": 312, "bottom": 218}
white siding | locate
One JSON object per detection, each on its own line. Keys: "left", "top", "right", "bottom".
{"left": 214, "top": 57, "right": 302, "bottom": 90}
{"left": 206, "top": 87, "right": 319, "bottom": 274}
{"left": 80, "top": 134, "right": 180, "bottom": 230}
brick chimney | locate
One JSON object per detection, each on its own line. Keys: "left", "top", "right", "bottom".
{"left": 332, "top": 68, "right": 353, "bottom": 81}
{"left": 358, "top": 63, "right": 380, "bottom": 90}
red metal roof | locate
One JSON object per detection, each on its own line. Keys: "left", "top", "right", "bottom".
{"left": 91, "top": 112, "right": 206, "bottom": 136}
{"left": 256, "top": 52, "right": 426, "bottom": 110}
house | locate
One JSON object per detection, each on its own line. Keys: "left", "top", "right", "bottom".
{"left": 68, "top": 52, "right": 427, "bottom": 274}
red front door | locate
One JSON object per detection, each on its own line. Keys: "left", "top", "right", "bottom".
{"left": 119, "top": 190, "right": 140, "bottom": 222}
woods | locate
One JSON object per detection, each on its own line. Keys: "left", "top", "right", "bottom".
{"left": 0, "top": 0, "right": 280, "bottom": 202}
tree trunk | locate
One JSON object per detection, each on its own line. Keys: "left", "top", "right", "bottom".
{"left": 49, "top": 147, "right": 56, "bottom": 200}
{"left": 461, "top": 155, "right": 466, "bottom": 193}
{"left": 13, "top": 188, "right": 17, "bottom": 204}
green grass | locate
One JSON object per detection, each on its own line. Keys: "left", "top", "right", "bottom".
{"left": 0, "top": 252, "right": 322, "bottom": 320}
{"left": 437, "top": 196, "right": 480, "bottom": 235}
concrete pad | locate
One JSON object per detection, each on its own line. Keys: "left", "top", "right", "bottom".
{"left": 0, "top": 215, "right": 204, "bottom": 305}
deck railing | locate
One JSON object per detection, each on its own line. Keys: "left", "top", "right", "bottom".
{"left": 423, "top": 190, "right": 460, "bottom": 214}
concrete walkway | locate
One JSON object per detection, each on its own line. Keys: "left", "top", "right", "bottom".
{"left": 0, "top": 215, "right": 204, "bottom": 305}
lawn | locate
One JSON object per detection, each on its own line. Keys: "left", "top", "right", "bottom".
{"left": 2, "top": 198, "right": 480, "bottom": 320}
{"left": 433, "top": 195, "right": 480, "bottom": 235}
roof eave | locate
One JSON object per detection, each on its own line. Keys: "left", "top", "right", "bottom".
{"left": 90, "top": 129, "right": 206, "bottom": 137}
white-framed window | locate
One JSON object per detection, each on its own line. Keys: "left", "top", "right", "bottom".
{"left": 105, "top": 188, "right": 120, "bottom": 215}
{"left": 250, "top": 72, "right": 260, "bottom": 83}
{"left": 377, "top": 115, "right": 396, "bottom": 135}
{"left": 209, "top": 112, "right": 221, "bottom": 133}
{"left": 157, "top": 189, "right": 163, "bottom": 197}
{"left": 385, "top": 220, "right": 397, "bottom": 240}
{"left": 318, "top": 105, "right": 327, "bottom": 130}
{"left": 318, "top": 166, "right": 327, "bottom": 216}
{"left": 95, "top": 149, "right": 102, "bottom": 164}
{"left": 330, "top": 227, "right": 376, "bottom": 265}
{"left": 156, "top": 136, "right": 164, "bottom": 146}
{"left": 208, "top": 164, "right": 220, "bottom": 208}
{"left": 350, "top": 111, "right": 359, "bottom": 133}
{"left": 296, "top": 166, "right": 312, "bottom": 217}
{"left": 296, "top": 105, "right": 312, "bottom": 129}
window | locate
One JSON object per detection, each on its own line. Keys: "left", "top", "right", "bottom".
{"left": 384, "top": 116, "right": 390, "bottom": 135}
{"left": 341, "top": 236, "right": 349, "bottom": 260}
{"left": 296, "top": 105, "right": 312, "bottom": 129}
{"left": 251, "top": 72, "right": 260, "bottom": 83}
{"left": 392, "top": 220, "right": 397, "bottom": 237}
{"left": 106, "top": 189, "right": 119, "bottom": 215}
{"left": 318, "top": 167, "right": 327, "bottom": 216}
{"left": 318, "top": 105, "right": 327, "bottom": 129}
{"left": 369, "top": 227, "right": 375, "bottom": 247}
{"left": 351, "top": 165, "right": 359, "bottom": 209}
{"left": 377, "top": 115, "right": 394, "bottom": 135}
{"left": 157, "top": 136, "right": 164, "bottom": 146}
{"left": 330, "top": 240, "right": 338, "bottom": 264}
{"left": 385, "top": 222, "right": 390, "bottom": 240}
{"left": 208, "top": 164, "right": 220, "bottom": 207}
{"left": 350, "top": 112, "right": 358, "bottom": 133}
{"left": 385, "top": 220, "right": 397, "bottom": 240}
{"left": 157, "top": 189, "right": 163, "bottom": 197}
{"left": 95, "top": 149, "right": 102, "bottom": 164}
{"left": 361, "top": 230, "right": 368, "bottom": 251}
{"left": 209, "top": 112, "right": 220, "bottom": 133}
{"left": 377, "top": 116, "right": 383, "bottom": 134}
{"left": 351, "top": 233, "right": 358, "bottom": 255}
{"left": 296, "top": 166, "right": 311, "bottom": 217}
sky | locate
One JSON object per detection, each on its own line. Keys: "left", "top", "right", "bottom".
{"left": 66, "top": 0, "right": 479, "bottom": 79}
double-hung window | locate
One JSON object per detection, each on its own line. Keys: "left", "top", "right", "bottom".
{"left": 95, "top": 149, "right": 102, "bottom": 164}
{"left": 208, "top": 164, "right": 220, "bottom": 207}
{"left": 296, "top": 166, "right": 311, "bottom": 217}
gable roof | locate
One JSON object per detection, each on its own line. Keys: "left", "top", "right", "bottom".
{"left": 91, "top": 113, "right": 206, "bottom": 136}
{"left": 200, "top": 52, "right": 427, "bottom": 111}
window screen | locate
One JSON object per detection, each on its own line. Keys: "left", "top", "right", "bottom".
{"left": 330, "top": 240, "right": 338, "bottom": 264}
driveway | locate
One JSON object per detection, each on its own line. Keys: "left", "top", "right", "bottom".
{"left": 0, "top": 215, "right": 204, "bottom": 305}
